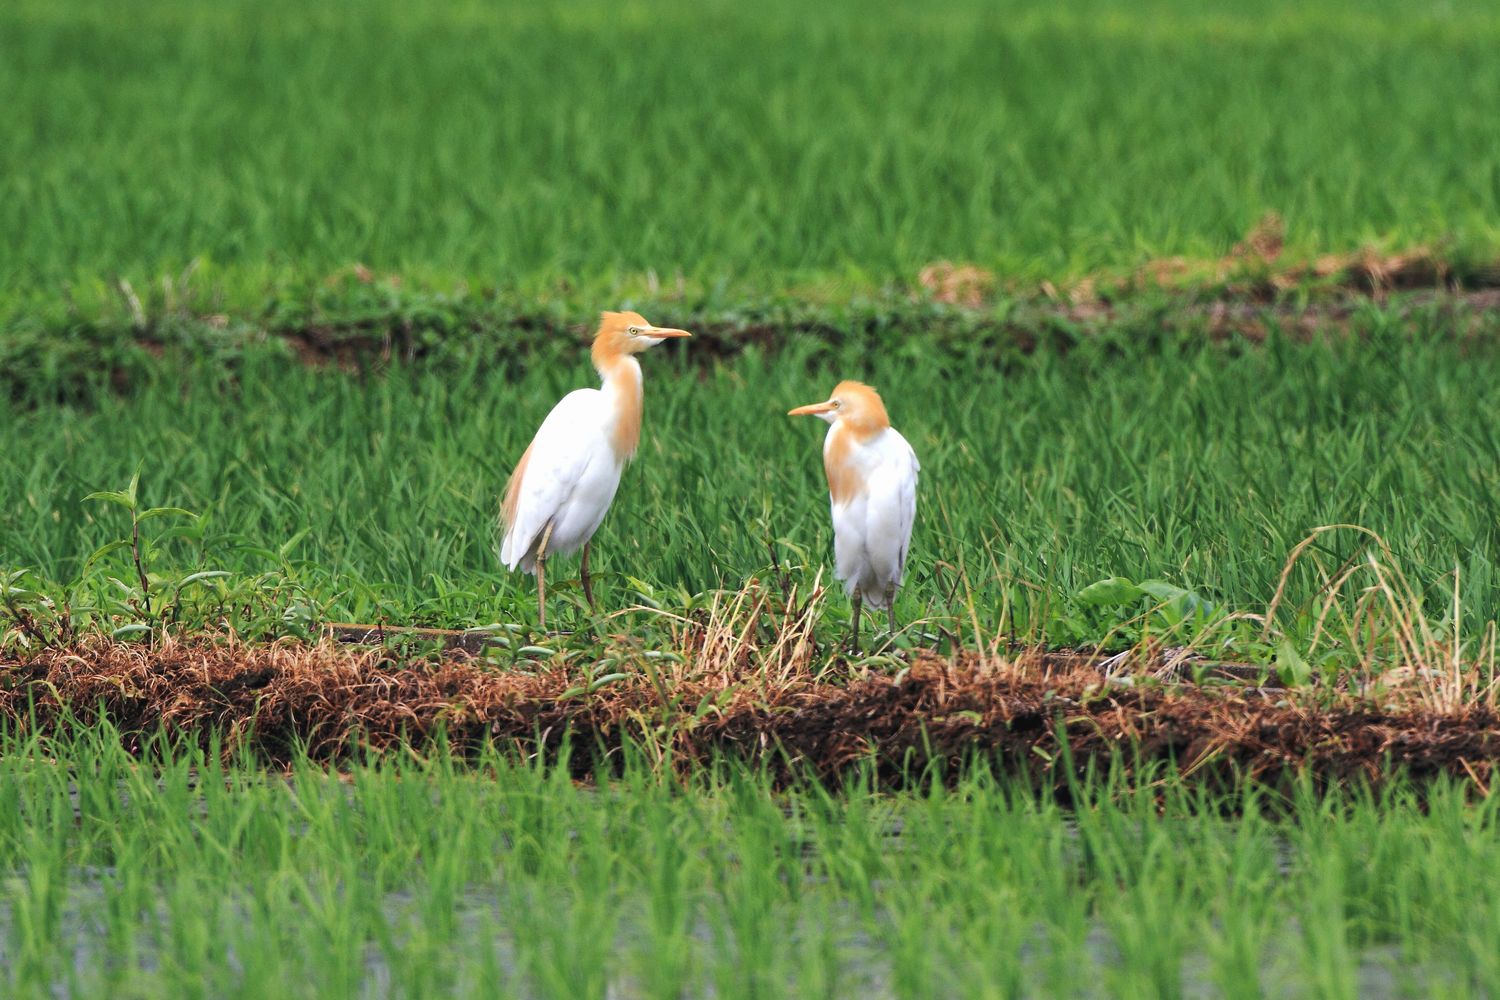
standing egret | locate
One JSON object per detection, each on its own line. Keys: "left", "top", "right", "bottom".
{"left": 788, "top": 381, "right": 919, "bottom": 650}
{"left": 500, "top": 311, "right": 691, "bottom": 628}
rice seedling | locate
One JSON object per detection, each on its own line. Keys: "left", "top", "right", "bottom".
{"left": 5, "top": 0, "right": 1498, "bottom": 992}
{"left": 5, "top": 316, "right": 1500, "bottom": 695}
{"left": 3, "top": 0, "right": 1500, "bottom": 322}
{"left": 1, "top": 725, "right": 1496, "bottom": 997}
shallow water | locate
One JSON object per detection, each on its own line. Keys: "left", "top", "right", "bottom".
{"left": 0, "top": 773, "right": 1467, "bottom": 997}
{"left": 0, "top": 853, "right": 1434, "bottom": 997}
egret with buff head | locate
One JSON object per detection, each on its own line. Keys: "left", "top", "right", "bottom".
{"left": 789, "top": 380, "right": 920, "bottom": 650}
{"left": 500, "top": 311, "right": 691, "bottom": 628}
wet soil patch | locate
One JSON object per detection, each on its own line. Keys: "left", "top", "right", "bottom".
{"left": 3, "top": 637, "right": 1495, "bottom": 791}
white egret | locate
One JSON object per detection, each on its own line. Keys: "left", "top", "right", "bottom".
{"left": 788, "top": 381, "right": 919, "bottom": 649}
{"left": 500, "top": 311, "right": 691, "bottom": 628}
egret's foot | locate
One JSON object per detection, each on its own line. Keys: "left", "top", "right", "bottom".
{"left": 848, "top": 589, "right": 863, "bottom": 654}
{"left": 534, "top": 521, "right": 555, "bottom": 632}
{"left": 580, "top": 541, "right": 597, "bottom": 610}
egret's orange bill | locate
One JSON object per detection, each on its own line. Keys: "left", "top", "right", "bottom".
{"left": 787, "top": 400, "right": 836, "bottom": 416}
{"left": 646, "top": 326, "right": 692, "bottom": 338}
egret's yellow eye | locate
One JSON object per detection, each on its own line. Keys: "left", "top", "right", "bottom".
{"left": 628, "top": 326, "right": 643, "bottom": 336}
{"left": 832, "top": 399, "right": 842, "bottom": 408}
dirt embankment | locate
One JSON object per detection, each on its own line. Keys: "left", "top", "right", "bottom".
{"left": 17, "top": 226, "right": 1500, "bottom": 399}
{"left": 280, "top": 244, "right": 1500, "bottom": 368}
{"left": 3, "top": 636, "right": 1495, "bottom": 792}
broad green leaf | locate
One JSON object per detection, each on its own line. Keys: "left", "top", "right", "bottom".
{"left": 1276, "top": 638, "right": 1312, "bottom": 686}
{"left": 177, "top": 570, "right": 232, "bottom": 587}
{"left": 137, "top": 507, "right": 199, "bottom": 522}
{"left": 278, "top": 529, "right": 312, "bottom": 559}
{"left": 1139, "top": 580, "right": 1191, "bottom": 603}
{"left": 82, "top": 540, "right": 131, "bottom": 566}
{"left": 82, "top": 490, "right": 135, "bottom": 509}
{"left": 1076, "top": 577, "right": 1143, "bottom": 608}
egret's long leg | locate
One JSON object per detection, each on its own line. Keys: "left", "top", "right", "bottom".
{"left": 850, "top": 589, "right": 862, "bottom": 654}
{"left": 885, "top": 585, "right": 896, "bottom": 633}
{"left": 580, "top": 541, "right": 596, "bottom": 609}
{"left": 535, "top": 521, "right": 555, "bottom": 631}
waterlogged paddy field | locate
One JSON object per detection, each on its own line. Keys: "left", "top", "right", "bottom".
{"left": 6, "top": 0, "right": 1500, "bottom": 992}
{"left": 1, "top": 731, "right": 1497, "bottom": 999}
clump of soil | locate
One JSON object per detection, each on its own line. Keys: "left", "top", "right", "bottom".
{"left": 3, "top": 636, "right": 1495, "bottom": 791}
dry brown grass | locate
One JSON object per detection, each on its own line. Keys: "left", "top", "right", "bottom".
{"left": 1109, "top": 213, "right": 1473, "bottom": 301}
{"left": 1263, "top": 525, "right": 1500, "bottom": 712}
{"left": 918, "top": 214, "right": 1500, "bottom": 317}
{"left": 5, "top": 529, "right": 1493, "bottom": 788}
{"left": 918, "top": 260, "right": 996, "bottom": 307}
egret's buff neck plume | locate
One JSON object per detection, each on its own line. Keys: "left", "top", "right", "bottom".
{"left": 585, "top": 309, "right": 694, "bottom": 461}
{"left": 824, "top": 382, "right": 889, "bottom": 503}
{"left": 787, "top": 380, "right": 893, "bottom": 505}
{"left": 591, "top": 310, "right": 651, "bottom": 460}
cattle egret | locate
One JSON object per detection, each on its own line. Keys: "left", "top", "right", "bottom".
{"left": 789, "top": 381, "right": 919, "bottom": 650}
{"left": 500, "top": 311, "right": 691, "bottom": 628}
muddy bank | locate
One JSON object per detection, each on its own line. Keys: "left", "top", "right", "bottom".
{"left": 2, "top": 637, "right": 1495, "bottom": 791}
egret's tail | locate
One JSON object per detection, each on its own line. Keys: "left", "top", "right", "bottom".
{"left": 499, "top": 444, "right": 536, "bottom": 573}
{"left": 499, "top": 528, "right": 539, "bottom": 575}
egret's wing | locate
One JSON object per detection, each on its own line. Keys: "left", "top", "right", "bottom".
{"left": 500, "top": 389, "right": 607, "bottom": 570}
{"left": 830, "top": 493, "right": 869, "bottom": 595}
{"left": 893, "top": 431, "right": 919, "bottom": 576}
{"left": 862, "top": 430, "right": 920, "bottom": 589}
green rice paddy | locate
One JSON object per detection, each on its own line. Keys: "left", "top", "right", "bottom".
{"left": 4, "top": 1, "right": 1500, "bottom": 994}
{"left": 3, "top": 727, "right": 1498, "bottom": 999}
{"left": 3, "top": 0, "right": 1500, "bottom": 317}
{"left": 6, "top": 314, "right": 1500, "bottom": 661}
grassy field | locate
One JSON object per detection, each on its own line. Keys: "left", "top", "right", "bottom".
{"left": 5, "top": 1, "right": 1500, "bottom": 994}
{"left": 6, "top": 314, "right": 1500, "bottom": 671}
{"left": 4, "top": 0, "right": 1495, "bottom": 662}
{"left": 4, "top": 0, "right": 1500, "bottom": 320}
{"left": 1, "top": 726, "right": 1496, "bottom": 999}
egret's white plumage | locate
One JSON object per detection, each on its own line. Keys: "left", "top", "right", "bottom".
{"left": 499, "top": 382, "right": 631, "bottom": 572}
{"left": 500, "top": 311, "right": 690, "bottom": 625}
{"left": 828, "top": 426, "right": 919, "bottom": 607}
{"left": 789, "top": 381, "right": 919, "bottom": 640}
